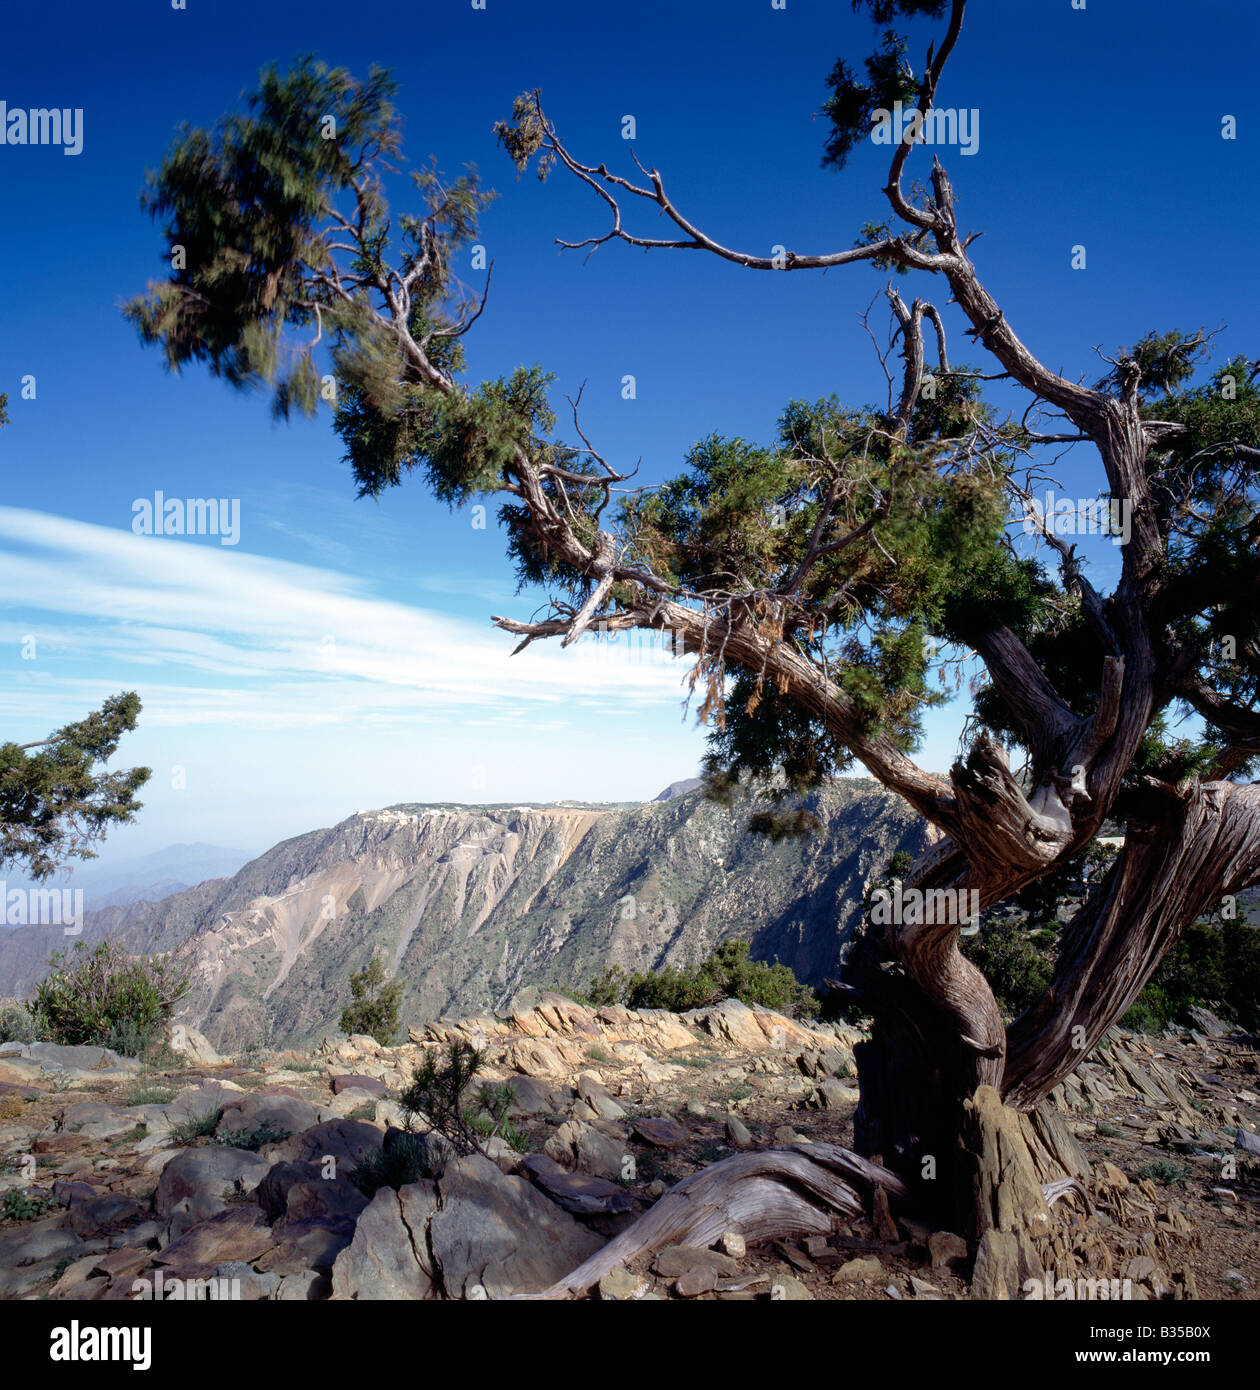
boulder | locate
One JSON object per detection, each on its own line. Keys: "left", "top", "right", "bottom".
{"left": 153, "top": 1206, "right": 275, "bottom": 1270}
{"left": 2, "top": 1041, "right": 140, "bottom": 1077}
{"left": 725, "top": 1115, "right": 754, "bottom": 1150}
{"left": 632, "top": 1117, "right": 688, "bottom": 1149}
{"left": 575, "top": 1073, "right": 626, "bottom": 1121}
{"left": 67, "top": 1195, "right": 147, "bottom": 1239}
{"left": 687, "top": 999, "right": 766, "bottom": 1050}
{"left": 1235, "top": 1128, "right": 1260, "bottom": 1156}
{"left": 165, "top": 1023, "right": 221, "bottom": 1065}
{"left": 428, "top": 1154, "right": 605, "bottom": 1298}
{"left": 503, "top": 1073, "right": 564, "bottom": 1117}
{"left": 217, "top": 1092, "right": 320, "bottom": 1141}
{"left": 211, "top": 1260, "right": 280, "bottom": 1300}
{"left": 267, "top": 1119, "right": 384, "bottom": 1170}
{"left": 256, "top": 1215, "right": 357, "bottom": 1277}
{"left": 58, "top": 1103, "right": 140, "bottom": 1141}
{"left": 543, "top": 1119, "right": 627, "bottom": 1182}
{"left": 330, "top": 1185, "right": 440, "bottom": 1300}
{"left": 153, "top": 1146, "right": 272, "bottom": 1218}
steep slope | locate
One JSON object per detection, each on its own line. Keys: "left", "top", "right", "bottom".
{"left": 0, "top": 781, "right": 931, "bottom": 1051}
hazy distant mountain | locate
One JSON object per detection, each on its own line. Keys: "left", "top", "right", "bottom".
{"left": 653, "top": 778, "right": 704, "bottom": 801}
{"left": 1, "top": 843, "right": 253, "bottom": 912}
{"left": 0, "top": 783, "right": 930, "bottom": 1051}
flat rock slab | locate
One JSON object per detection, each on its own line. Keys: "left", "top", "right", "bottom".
{"left": 519, "top": 1152, "right": 634, "bottom": 1216}
{"left": 632, "top": 1117, "right": 689, "bottom": 1149}
{"left": 331, "top": 1074, "right": 386, "bottom": 1097}
{"left": 59, "top": 1103, "right": 141, "bottom": 1140}
{"left": 153, "top": 1206, "right": 275, "bottom": 1269}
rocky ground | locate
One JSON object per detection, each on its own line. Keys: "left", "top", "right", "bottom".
{"left": 0, "top": 997, "right": 1256, "bottom": 1301}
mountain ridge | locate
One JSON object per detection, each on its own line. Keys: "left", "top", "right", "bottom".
{"left": 0, "top": 780, "right": 932, "bottom": 1052}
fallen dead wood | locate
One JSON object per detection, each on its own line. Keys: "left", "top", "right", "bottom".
{"left": 522, "top": 1143, "right": 908, "bottom": 1300}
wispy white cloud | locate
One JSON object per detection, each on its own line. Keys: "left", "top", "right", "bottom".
{"left": 0, "top": 508, "right": 692, "bottom": 730}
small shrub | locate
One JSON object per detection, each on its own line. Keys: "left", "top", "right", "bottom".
{"left": 348, "top": 1134, "right": 426, "bottom": 1198}
{"left": 28, "top": 939, "right": 190, "bottom": 1053}
{"left": 584, "top": 941, "right": 819, "bottom": 1019}
{"left": 1134, "top": 1159, "right": 1191, "bottom": 1187}
{"left": 340, "top": 958, "right": 403, "bottom": 1046}
{"left": 213, "top": 1122, "right": 292, "bottom": 1152}
{"left": 0, "top": 998, "right": 40, "bottom": 1044}
{"left": 169, "top": 1108, "right": 223, "bottom": 1145}
{"left": 344, "top": 1102, "right": 377, "bottom": 1123}
{"left": 397, "top": 1039, "right": 517, "bottom": 1157}
{"left": 121, "top": 1081, "right": 178, "bottom": 1106}
{"left": 2, "top": 1189, "right": 57, "bottom": 1222}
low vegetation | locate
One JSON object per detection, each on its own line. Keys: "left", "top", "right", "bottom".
{"left": 25, "top": 939, "right": 190, "bottom": 1056}
{"left": 577, "top": 940, "right": 819, "bottom": 1019}
{"left": 397, "top": 1038, "right": 519, "bottom": 1157}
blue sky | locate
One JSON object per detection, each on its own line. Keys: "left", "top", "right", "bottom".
{"left": 0, "top": 0, "right": 1255, "bottom": 865}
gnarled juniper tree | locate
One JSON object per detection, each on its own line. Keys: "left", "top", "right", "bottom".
{"left": 126, "top": 8, "right": 1259, "bottom": 1229}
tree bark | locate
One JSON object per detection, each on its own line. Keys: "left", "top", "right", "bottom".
{"left": 1003, "top": 780, "right": 1260, "bottom": 1109}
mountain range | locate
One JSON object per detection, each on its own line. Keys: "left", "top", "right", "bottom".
{"left": 0, "top": 780, "right": 932, "bottom": 1052}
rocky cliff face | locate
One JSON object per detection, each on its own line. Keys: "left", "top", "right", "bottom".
{"left": 0, "top": 781, "right": 931, "bottom": 1051}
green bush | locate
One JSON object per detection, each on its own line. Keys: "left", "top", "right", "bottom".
{"left": 28, "top": 939, "right": 190, "bottom": 1053}
{"left": 2, "top": 1189, "right": 57, "bottom": 1222}
{"left": 0, "top": 998, "right": 41, "bottom": 1044}
{"left": 339, "top": 957, "right": 403, "bottom": 1046}
{"left": 584, "top": 940, "right": 819, "bottom": 1019}
{"left": 169, "top": 1108, "right": 223, "bottom": 1145}
{"left": 348, "top": 1135, "right": 428, "bottom": 1198}
{"left": 961, "top": 915, "right": 1054, "bottom": 1017}
{"left": 397, "top": 1038, "right": 517, "bottom": 1157}
{"left": 1123, "top": 917, "right": 1260, "bottom": 1033}
{"left": 213, "top": 1122, "right": 291, "bottom": 1152}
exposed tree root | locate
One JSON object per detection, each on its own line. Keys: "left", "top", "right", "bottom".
{"left": 525, "top": 1143, "right": 909, "bottom": 1300}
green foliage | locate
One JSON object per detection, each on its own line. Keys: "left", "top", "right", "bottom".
{"left": 0, "top": 693, "right": 150, "bottom": 881}
{"left": 1122, "top": 914, "right": 1260, "bottom": 1034}
{"left": 585, "top": 940, "right": 819, "bottom": 1019}
{"left": 169, "top": 1109, "right": 224, "bottom": 1145}
{"left": 213, "top": 1121, "right": 292, "bottom": 1152}
{"left": 27, "top": 939, "right": 190, "bottom": 1053}
{"left": 347, "top": 1135, "right": 427, "bottom": 1198}
{"left": 2, "top": 1189, "right": 57, "bottom": 1222}
{"left": 339, "top": 957, "right": 403, "bottom": 1045}
{"left": 960, "top": 915, "right": 1054, "bottom": 1017}
{"left": 0, "top": 999, "right": 41, "bottom": 1044}
{"left": 1133, "top": 1159, "right": 1191, "bottom": 1187}
{"left": 397, "top": 1038, "right": 518, "bottom": 1157}
{"left": 125, "top": 58, "right": 402, "bottom": 398}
